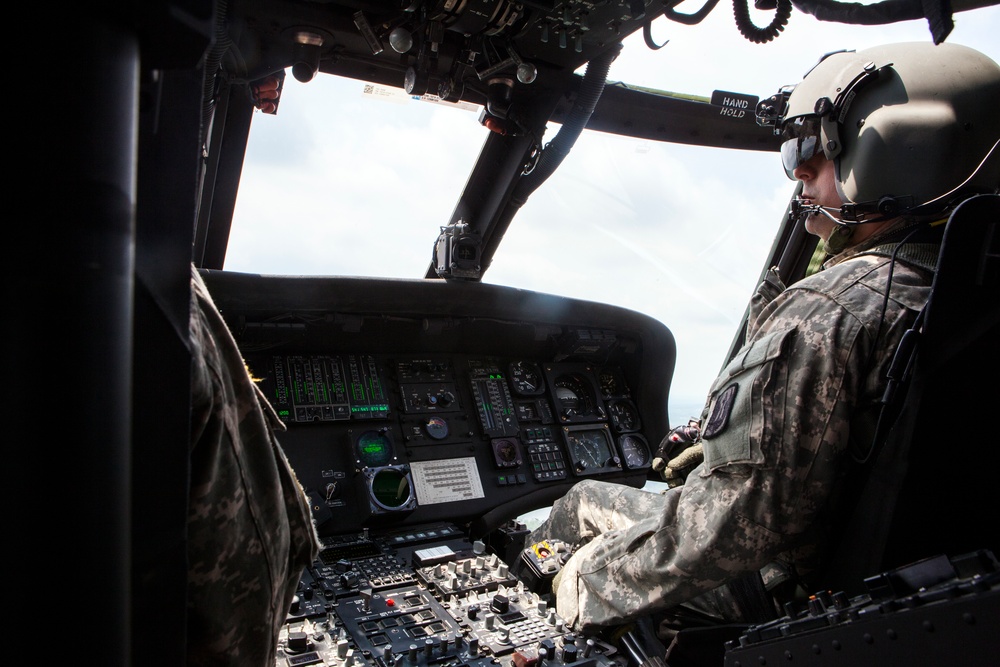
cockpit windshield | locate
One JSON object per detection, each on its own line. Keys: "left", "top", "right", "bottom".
{"left": 225, "top": 9, "right": 999, "bottom": 421}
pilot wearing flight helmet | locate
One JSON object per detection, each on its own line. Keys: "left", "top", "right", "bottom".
{"left": 526, "top": 40, "right": 1000, "bottom": 643}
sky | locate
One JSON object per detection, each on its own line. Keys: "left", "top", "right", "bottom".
{"left": 225, "top": 4, "right": 1000, "bottom": 421}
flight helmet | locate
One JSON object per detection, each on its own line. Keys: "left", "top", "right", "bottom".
{"left": 756, "top": 41, "right": 1000, "bottom": 219}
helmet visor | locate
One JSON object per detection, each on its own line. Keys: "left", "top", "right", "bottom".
{"left": 779, "top": 115, "right": 823, "bottom": 179}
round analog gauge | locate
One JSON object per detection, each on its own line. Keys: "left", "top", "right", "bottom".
{"left": 424, "top": 417, "right": 449, "bottom": 440}
{"left": 356, "top": 429, "right": 393, "bottom": 466}
{"left": 599, "top": 369, "right": 623, "bottom": 398}
{"left": 509, "top": 360, "right": 545, "bottom": 395}
{"left": 492, "top": 438, "right": 521, "bottom": 467}
{"left": 565, "top": 427, "right": 614, "bottom": 471}
{"left": 618, "top": 433, "right": 650, "bottom": 469}
{"left": 608, "top": 399, "right": 640, "bottom": 433}
{"left": 553, "top": 373, "right": 596, "bottom": 418}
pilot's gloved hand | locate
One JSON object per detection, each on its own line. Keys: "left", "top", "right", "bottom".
{"left": 251, "top": 74, "right": 283, "bottom": 114}
{"left": 652, "top": 421, "right": 702, "bottom": 487}
{"left": 662, "top": 443, "right": 704, "bottom": 487}
{"left": 551, "top": 563, "right": 564, "bottom": 597}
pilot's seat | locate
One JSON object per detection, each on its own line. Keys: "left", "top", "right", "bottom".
{"left": 827, "top": 193, "right": 1000, "bottom": 591}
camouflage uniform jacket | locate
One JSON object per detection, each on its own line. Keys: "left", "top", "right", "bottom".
{"left": 187, "top": 267, "right": 320, "bottom": 666}
{"left": 539, "top": 223, "right": 939, "bottom": 632}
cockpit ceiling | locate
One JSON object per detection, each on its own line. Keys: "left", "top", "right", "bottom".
{"left": 220, "top": 0, "right": 1000, "bottom": 95}
{"left": 225, "top": 0, "right": 661, "bottom": 87}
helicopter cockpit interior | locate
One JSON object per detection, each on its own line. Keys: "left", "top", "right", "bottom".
{"left": 15, "top": 1, "right": 999, "bottom": 666}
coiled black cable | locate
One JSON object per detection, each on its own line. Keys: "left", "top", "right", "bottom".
{"left": 734, "top": 0, "right": 793, "bottom": 43}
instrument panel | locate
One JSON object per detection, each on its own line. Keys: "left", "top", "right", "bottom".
{"left": 245, "top": 352, "right": 654, "bottom": 536}
{"left": 204, "top": 270, "right": 676, "bottom": 538}
{"left": 201, "top": 270, "right": 677, "bottom": 667}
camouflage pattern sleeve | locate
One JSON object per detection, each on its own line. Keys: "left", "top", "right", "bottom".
{"left": 745, "top": 266, "right": 785, "bottom": 340}
{"left": 186, "top": 266, "right": 320, "bottom": 666}
{"left": 543, "top": 251, "right": 933, "bottom": 632}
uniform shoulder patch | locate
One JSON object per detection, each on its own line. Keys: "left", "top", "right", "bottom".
{"left": 702, "top": 383, "right": 738, "bottom": 439}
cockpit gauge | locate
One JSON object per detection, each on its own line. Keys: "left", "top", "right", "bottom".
{"left": 470, "top": 358, "right": 520, "bottom": 437}
{"left": 543, "top": 363, "right": 607, "bottom": 424}
{"left": 562, "top": 424, "right": 620, "bottom": 475}
{"left": 608, "top": 399, "right": 641, "bottom": 433}
{"left": 424, "top": 417, "right": 449, "bottom": 440}
{"left": 598, "top": 367, "right": 629, "bottom": 399}
{"left": 491, "top": 437, "right": 522, "bottom": 468}
{"left": 552, "top": 373, "right": 599, "bottom": 419}
{"left": 554, "top": 375, "right": 587, "bottom": 411}
{"left": 618, "top": 433, "right": 651, "bottom": 470}
{"left": 365, "top": 465, "right": 416, "bottom": 513}
{"left": 509, "top": 360, "right": 545, "bottom": 396}
{"left": 355, "top": 429, "right": 394, "bottom": 467}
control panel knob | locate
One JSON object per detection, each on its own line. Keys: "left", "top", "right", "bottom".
{"left": 287, "top": 631, "right": 309, "bottom": 653}
{"left": 491, "top": 593, "right": 510, "bottom": 613}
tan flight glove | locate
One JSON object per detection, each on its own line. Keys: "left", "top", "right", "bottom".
{"left": 651, "top": 421, "right": 703, "bottom": 487}
{"left": 551, "top": 565, "right": 564, "bottom": 596}
{"left": 661, "top": 443, "right": 704, "bottom": 487}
